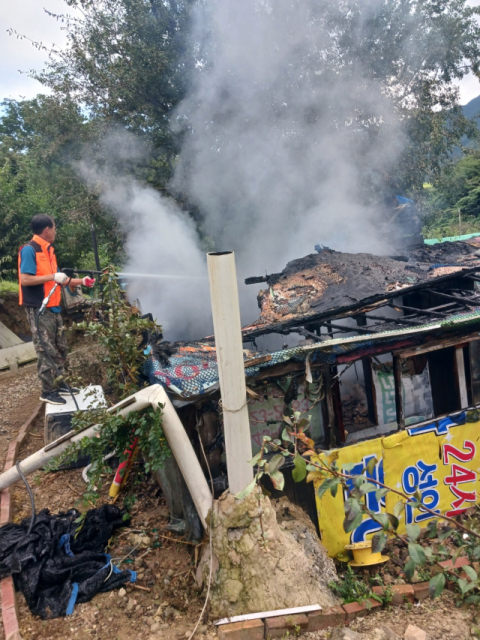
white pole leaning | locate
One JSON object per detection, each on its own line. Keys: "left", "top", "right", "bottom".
{"left": 207, "top": 251, "right": 253, "bottom": 495}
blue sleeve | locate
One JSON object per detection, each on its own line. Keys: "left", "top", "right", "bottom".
{"left": 20, "top": 246, "right": 37, "bottom": 275}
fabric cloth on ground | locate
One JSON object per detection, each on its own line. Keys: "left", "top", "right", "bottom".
{"left": 0, "top": 504, "right": 135, "bottom": 619}
{"left": 25, "top": 307, "right": 68, "bottom": 393}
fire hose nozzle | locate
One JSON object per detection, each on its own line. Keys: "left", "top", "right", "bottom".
{"left": 39, "top": 283, "right": 59, "bottom": 315}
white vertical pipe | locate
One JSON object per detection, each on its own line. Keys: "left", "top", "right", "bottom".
{"left": 207, "top": 251, "right": 253, "bottom": 495}
{"left": 456, "top": 347, "right": 469, "bottom": 409}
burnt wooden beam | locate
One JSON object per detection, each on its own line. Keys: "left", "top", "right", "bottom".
{"left": 332, "top": 376, "right": 346, "bottom": 443}
{"left": 365, "top": 313, "right": 425, "bottom": 326}
{"left": 245, "top": 275, "right": 268, "bottom": 285}
{"left": 323, "top": 321, "right": 373, "bottom": 334}
{"left": 393, "top": 354, "right": 405, "bottom": 430}
{"left": 356, "top": 315, "right": 377, "bottom": 424}
{"left": 387, "top": 302, "right": 449, "bottom": 318}
{"left": 298, "top": 328, "right": 324, "bottom": 342}
{"left": 430, "top": 290, "right": 479, "bottom": 305}
{"left": 324, "top": 368, "right": 337, "bottom": 448}
{"left": 242, "top": 265, "right": 480, "bottom": 341}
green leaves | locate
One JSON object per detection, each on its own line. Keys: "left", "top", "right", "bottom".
{"left": 408, "top": 542, "right": 426, "bottom": 565}
{"left": 372, "top": 532, "right": 387, "bottom": 553}
{"left": 270, "top": 471, "right": 285, "bottom": 491}
{"left": 464, "top": 565, "right": 478, "bottom": 583}
{"left": 235, "top": 478, "right": 257, "bottom": 500}
{"left": 429, "top": 573, "right": 445, "bottom": 599}
{"left": 404, "top": 558, "right": 416, "bottom": 580}
{"left": 366, "top": 457, "right": 377, "bottom": 475}
{"left": 266, "top": 454, "right": 284, "bottom": 475}
{"left": 406, "top": 523, "right": 421, "bottom": 542}
{"left": 393, "top": 500, "right": 405, "bottom": 518}
{"left": 318, "top": 477, "right": 340, "bottom": 500}
{"left": 343, "top": 497, "right": 363, "bottom": 533}
{"left": 375, "top": 488, "right": 389, "bottom": 501}
{"left": 292, "top": 453, "right": 307, "bottom": 483}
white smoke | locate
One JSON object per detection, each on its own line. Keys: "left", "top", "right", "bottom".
{"left": 76, "top": 133, "right": 212, "bottom": 340}
{"left": 77, "top": 1, "right": 435, "bottom": 341}
{"left": 172, "top": 0, "right": 406, "bottom": 279}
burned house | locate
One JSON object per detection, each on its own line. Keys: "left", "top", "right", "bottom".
{"left": 143, "top": 237, "right": 480, "bottom": 554}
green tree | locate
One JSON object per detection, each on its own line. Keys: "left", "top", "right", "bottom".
{"left": 30, "top": 0, "right": 194, "bottom": 191}
{"left": 422, "top": 151, "right": 480, "bottom": 237}
{"left": 0, "top": 96, "right": 123, "bottom": 275}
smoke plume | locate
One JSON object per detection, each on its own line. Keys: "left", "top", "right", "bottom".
{"left": 172, "top": 0, "right": 406, "bottom": 278}
{"left": 76, "top": 132, "right": 212, "bottom": 340}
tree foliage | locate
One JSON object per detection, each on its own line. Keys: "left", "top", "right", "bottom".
{"left": 423, "top": 151, "right": 480, "bottom": 238}
{"left": 33, "top": 0, "right": 193, "bottom": 190}
{"left": 50, "top": 268, "right": 170, "bottom": 508}
{"left": 0, "top": 96, "right": 123, "bottom": 274}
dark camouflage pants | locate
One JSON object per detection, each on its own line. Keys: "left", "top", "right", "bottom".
{"left": 25, "top": 307, "right": 68, "bottom": 393}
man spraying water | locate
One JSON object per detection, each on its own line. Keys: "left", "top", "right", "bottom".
{"left": 18, "top": 214, "right": 95, "bottom": 406}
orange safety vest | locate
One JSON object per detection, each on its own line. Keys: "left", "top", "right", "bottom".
{"left": 18, "top": 235, "right": 62, "bottom": 308}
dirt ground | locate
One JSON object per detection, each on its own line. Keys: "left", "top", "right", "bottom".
{"left": 0, "top": 364, "right": 479, "bottom": 640}
{"left": 0, "top": 368, "right": 217, "bottom": 640}
{"left": 304, "top": 591, "right": 477, "bottom": 639}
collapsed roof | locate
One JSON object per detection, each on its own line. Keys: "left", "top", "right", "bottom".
{"left": 242, "top": 239, "right": 480, "bottom": 339}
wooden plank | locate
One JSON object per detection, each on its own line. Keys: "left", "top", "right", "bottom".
{"left": 325, "top": 368, "right": 337, "bottom": 447}
{"left": 214, "top": 604, "right": 322, "bottom": 626}
{"left": 244, "top": 354, "right": 272, "bottom": 368}
{"left": 0, "top": 342, "right": 37, "bottom": 371}
{"left": 0, "top": 362, "right": 37, "bottom": 382}
{"left": 393, "top": 354, "right": 405, "bottom": 430}
{"left": 456, "top": 347, "right": 469, "bottom": 409}
{"left": 395, "top": 332, "right": 480, "bottom": 359}
{"left": 0, "top": 321, "right": 23, "bottom": 349}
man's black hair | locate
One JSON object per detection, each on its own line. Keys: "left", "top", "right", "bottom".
{"left": 30, "top": 214, "right": 54, "bottom": 235}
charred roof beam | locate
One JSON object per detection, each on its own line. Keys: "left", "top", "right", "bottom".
{"left": 364, "top": 313, "right": 425, "bottom": 327}
{"left": 430, "top": 289, "right": 480, "bottom": 306}
{"left": 387, "top": 302, "right": 449, "bottom": 318}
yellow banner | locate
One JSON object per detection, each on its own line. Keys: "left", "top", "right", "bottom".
{"left": 315, "top": 417, "right": 480, "bottom": 558}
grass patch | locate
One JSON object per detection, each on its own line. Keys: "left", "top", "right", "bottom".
{"left": 0, "top": 280, "right": 19, "bottom": 294}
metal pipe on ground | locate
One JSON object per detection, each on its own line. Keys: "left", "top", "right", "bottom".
{"left": 0, "top": 385, "right": 212, "bottom": 529}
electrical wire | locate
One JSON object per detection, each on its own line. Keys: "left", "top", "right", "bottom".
{"left": 15, "top": 461, "right": 36, "bottom": 535}
{"left": 187, "top": 434, "right": 214, "bottom": 640}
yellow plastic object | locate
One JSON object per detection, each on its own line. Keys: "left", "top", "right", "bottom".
{"left": 344, "top": 541, "right": 389, "bottom": 567}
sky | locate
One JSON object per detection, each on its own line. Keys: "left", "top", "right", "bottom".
{"left": 1, "top": 1, "right": 480, "bottom": 104}
{"left": 0, "top": 0, "right": 71, "bottom": 101}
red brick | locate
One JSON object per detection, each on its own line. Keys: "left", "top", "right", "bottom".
{"left": 308, "top": 606, "right": 346, "bottom": 631}
{"left": 1, "top": 493, "right": 11, "bottom": 525}
{"left": 2, "top": 606, "right": 20, "bottom": 640}
{"left": 437, "top": 556, "right": 470, "bottom": 570}
{"left": 0, "top": 578, "right": 17, "bottom": 611}
{"left": 390, "top": 584, "right": 415, "bottom": 605}
{"left": 264, "top": 614, "right": 309, "bottom": 638}
{"left": 217, "top": 619, "right": 264, "bottom": 640}
{"left": 342, "top": 598, "right": 382, "bottom": 622}
{"left": 412, "top": 582, "right": 431, "bottom": 601}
